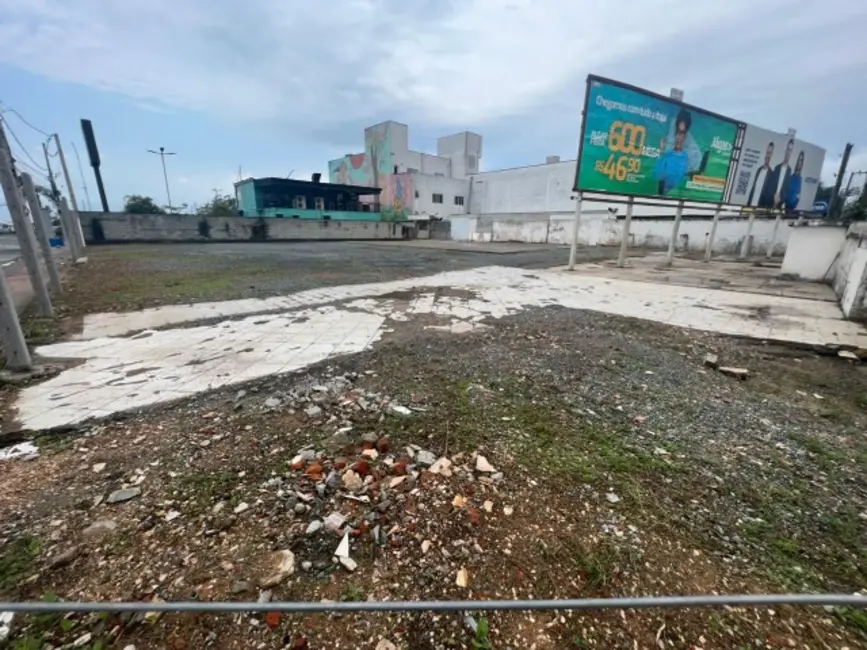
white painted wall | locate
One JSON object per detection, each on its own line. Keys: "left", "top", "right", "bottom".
{"left": 412, "top": 174, "right": 470, "bottom": 218}
{"left": 840, "top": 248, "right": 867, "bottom": 317}
{"left": 781, "top": 225, "right": 847, "bottom": 281}
{"left": 829, "top": 223, "right": 867, "bottom": 320}
{"left": 452, "top": 210, "right": 793, "bottom": 255}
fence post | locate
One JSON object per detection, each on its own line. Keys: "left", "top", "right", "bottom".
{"left": 663, "top": 201, "right": 685, "bottom": 267}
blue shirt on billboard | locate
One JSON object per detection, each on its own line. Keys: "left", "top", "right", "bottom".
{"left": 784, "top": 174, "right": 802, "bottom": 211}
{"left": 654, "top": 149, "right": 689, "bottom": 194}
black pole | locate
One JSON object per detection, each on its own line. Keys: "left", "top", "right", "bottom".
{"left": 93, "top": 169, "right": 109, "bottom": 213}
{"left": 80, "top": 119, "right": 110, "bottom": 212}
{"left": 829, "top": 143, "right": 852, "bottom": 220}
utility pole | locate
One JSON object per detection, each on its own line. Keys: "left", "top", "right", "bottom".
{"left": 71, "top": 141, "right": 93, "bottom": 211}
{"left": 54, "top": 135, "right": 87, "bottom": 252}
{"left": 20, "top": 172, "right": 62, "bottom": 293}
{"left": 54, "top": 134, "right": 79, "bottom": 213}
{"left": 0, "top": 120, "right": 53, "bottom": 321}
{"left": 829, "top": 143, "right": 852, "bottom": 220}
{"left": 148, "top": 147, "right": 176, "bottom": 208}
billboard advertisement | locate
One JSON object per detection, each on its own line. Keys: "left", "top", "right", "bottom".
{"left": 726, "top": 126, "right": 825, "bottom": 212}
{"left": 574, "top": 76, "right": 741, "bottom": 203}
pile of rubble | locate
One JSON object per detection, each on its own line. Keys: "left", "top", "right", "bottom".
{"left": 254, "top": 425, "right": 507, "bottom": 591}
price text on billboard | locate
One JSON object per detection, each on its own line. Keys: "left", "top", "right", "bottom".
{"left": 575, "top": 77, "right": 740, "bottom": 203}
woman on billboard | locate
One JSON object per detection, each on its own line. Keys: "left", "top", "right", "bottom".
{"left": 783, "top": 151, "right": 805, "bottom": 212}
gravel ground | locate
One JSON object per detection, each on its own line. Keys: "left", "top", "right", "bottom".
{"left": 2, "top": 299, "right": 866, "bottom": 649}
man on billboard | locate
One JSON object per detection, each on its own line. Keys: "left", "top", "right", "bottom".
{"left": 654, "top": 112, "right": 690, "bottom": 194}
{"left": 748, "top": 141, "right": 776, "bottom": 208}
{"left": 664, "top": 108, "right": 702, "bottom": 175}
{"left": 772, "top": 138, "right": 795, "bottom": 209}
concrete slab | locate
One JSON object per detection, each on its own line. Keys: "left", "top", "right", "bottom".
{"left": 366, "top": 240, "right": 569, "bottom": 254}
{"left": 571, "top": 253, "right": 836, "bottom": 302}
{"left": 14, "top": 265, "right": 866, "bottom": 431}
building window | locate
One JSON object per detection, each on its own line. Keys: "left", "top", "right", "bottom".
{"left": 454, "top": 196, "right": 465, "bottom": 206}
{"left": 293, "top": 195, "right": 306, "bottom": 209}
{"left": 314, "top": 197, "right": 325, "bottom": 210}
{"left": 414, "top": 190, "right": 419, "bottom": 198}
{"left": 432, "top": 193, "right": 443, "bottom": 204}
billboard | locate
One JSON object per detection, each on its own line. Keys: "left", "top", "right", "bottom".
{"left": 726, "top": 126, "right": 825, "bottom": 212}
{"left": 574, "top": 76, "right": 741, "bottom": 203}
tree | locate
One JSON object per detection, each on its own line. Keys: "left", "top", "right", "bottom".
{"left": 196, "top": 193, "right": 237, "bottom": 217}
{"left": 814, "top": 182, "right": 833, "bottom": 203}
{"left": 124, "top": 195, "right": 164, "bottom": 214}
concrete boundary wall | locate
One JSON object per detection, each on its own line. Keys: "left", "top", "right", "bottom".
{"left": 78, "top": 212, "right": 418, "bottom": 244}
{"left": 832, "top": 222, "right": 867, "bottom": 321}
{"left": 450, "top": 212, "right": 792, "bottom": 255}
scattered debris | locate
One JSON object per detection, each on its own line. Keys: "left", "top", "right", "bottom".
{"left": 339, "top": 556, "right": 357, "bottom": 572}
{"left": 718, "top": 366, "right": 749, "bottom": 380}
{"left": 606, "top": 492, "right": 621, "bottom": 504}
{"left": 456, "top": 566, "right": 469, "bottom": 587}
{"left": 233, "top": 501, "right": 250, "bottom": 514}
{"left": 82, "top": 519, "right": 118, "bottom": 541}
{"left": 415, "top": 450, "right": 437, "bottom": 467}
{"left": 0, "top": 441, "right": 39, "bottom": 461}
{"left": 259, "top": 550, "right": 296, "bottom": 588}
{"left": 837, "top": 349, "right": 860, "bottom": 361}
{"left": 335, "top": 532, "right": 350, "bottom": 558}
{"left": 387, "top": 404, "right": 413, "bottom": 417}
{"left": 475, "top": 455, "right": 496, "bottom": 473}
{"left": 703, "top": 353, "right": 720, "bottom": 369}
{"left": 452, "top": 494, "right": 468, "bottom": 508}
{"left": 106, "top": 487, "right": 141, "bottom": 504}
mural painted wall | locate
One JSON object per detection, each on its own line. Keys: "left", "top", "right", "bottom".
{"left": 328, "top": 122, "right": 412, "bottom": 220}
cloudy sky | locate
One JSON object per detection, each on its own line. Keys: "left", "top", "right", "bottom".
{"left": 1, "top": 0, "right": 866, "bottom": 215}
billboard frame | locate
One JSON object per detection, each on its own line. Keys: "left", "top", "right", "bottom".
{"left": 573, "top": 74, "right": 745, "bottom": 204}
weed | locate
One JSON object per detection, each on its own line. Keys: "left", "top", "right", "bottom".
{"left": 834, "top": 606, "right": 867, "bottom": 636}
{"left": 0, "top": 537, "right": 41, "bottom": 591}
{"left": 572, "top": 637, "right": 590, "bottom": 650}
{"left": 341, "top": 584, "right": 365, "bottom": 602}
{"left": 472, "top": 617, "right": 493, "bottom": 649}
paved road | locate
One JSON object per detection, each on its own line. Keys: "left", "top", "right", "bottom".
{"left": 0, "top": 234, "right": 20, "bottom": 265}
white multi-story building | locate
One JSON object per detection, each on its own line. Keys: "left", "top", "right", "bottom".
{"left": 328, "top": 121, "right": 481, "bottom": 219}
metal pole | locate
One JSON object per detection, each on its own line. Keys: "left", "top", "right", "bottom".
{"left": 41, "top": 143, "right": 60, "bottom": 234}
{"left": 704, "top": 204, "right": 722, "bottom": 263}
{"left": 616, "top": 196, "right": 634, "bottom": 267}
{"left": 0, "top": 593, "right": 863, "bottom": 615}
{"left": 663, "top": 200, "right": 684, "bottom": 267}
{"left": 567, "top": 192, "right": 583, "bottom": 270}
{"left": 20, "top": 172, "right": 62, "bottom": 293}
{"left": 740, "top": 210, "right": 757, "bottom": 259}
{"left": 160, "top": 152, "right": 172, "bottom": 208}
{"left": 54, "top": 135, "right": 86, "bottom": 250}
{"left": 828, "top": 143, "right": 852, "bottom": 219}
{"left": 54, "top": 135, "right": 78, "bottom": 213}
{"left": 766, "top": 212, "right": 782, "bottom": 259}
{"left": 70, "top": 141, "right": 92, "bottom": 211}
{"left": 0, "top": 123, "right": 53, "bottom": 317}
{"left": 58, "top": 197, "right": 82, "bottom": 262}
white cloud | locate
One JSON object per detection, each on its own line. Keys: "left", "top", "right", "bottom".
{"left": 1, "top": 0, "right": 865, "bottom": 169}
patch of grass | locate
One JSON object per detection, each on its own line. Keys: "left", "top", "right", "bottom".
{"left": 834, "top": 606, "right": 867, "bottom": 637}
{"left": 340, "top": 584, "right": 365, "bottom": 602}
{"left": 787, "top": 432, "right": 843, "bottom": 470}
{"left": 175, "top": 471, "right": 237, "bottom": 512}
{"left": 0, "top": 537, "right": 41, "bottom": 591}
{"left": 20, "top": 315, "right": 57, "bottom": 346}
{"left": 506, "top": 402, "right": 672, "bottom": 484}
{"left": 572, "top": 538, "right": 631, "bottom": 591}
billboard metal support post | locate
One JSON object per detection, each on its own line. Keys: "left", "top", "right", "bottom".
{"left": 704, "top": 204, "right": 722, "bottom": 263}
{"left": 739, "top": 210, "right": 757, "bottom": 259}
{"left": 664, "top": 201, "right": 685, "bottom": 267}
{"left": 617, "top": 197, "right": 634, "bottom": 267}
{"left": 567, "top": 192, "right": 583, "bottom": 271}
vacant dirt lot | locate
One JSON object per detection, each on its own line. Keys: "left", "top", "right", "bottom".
{"left": 1, "top": 244, "right": 866, "bottom": 649}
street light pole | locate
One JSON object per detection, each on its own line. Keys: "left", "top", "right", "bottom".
{"left": 148, "top": 147, "right": 176, "bottom": 209}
